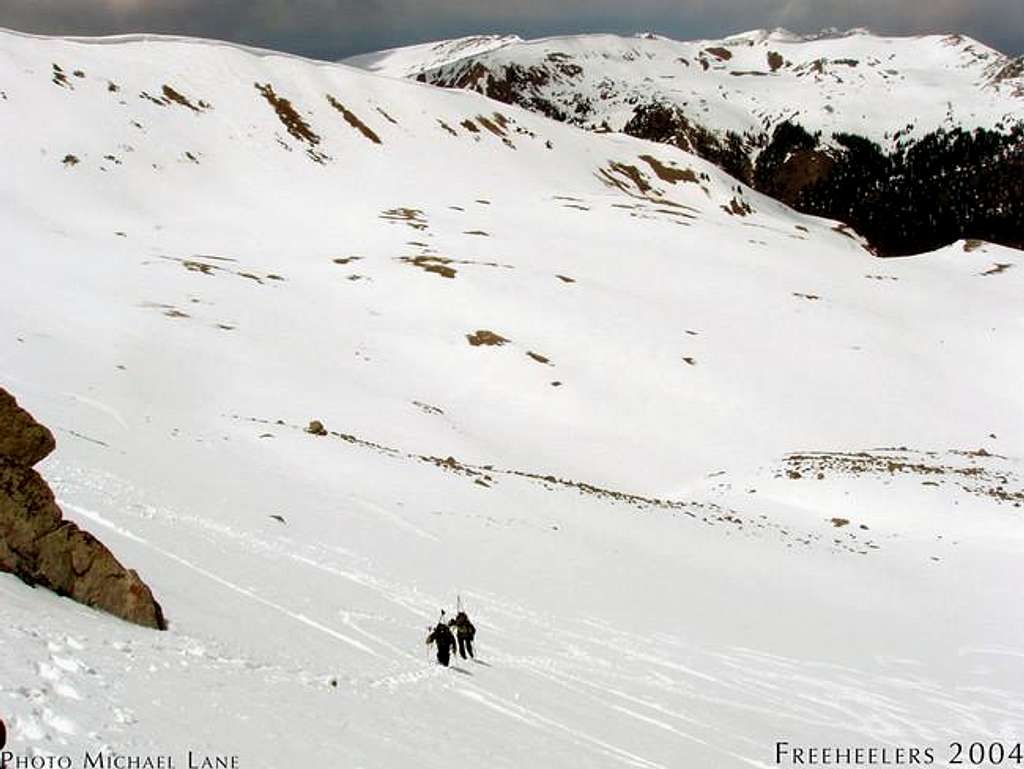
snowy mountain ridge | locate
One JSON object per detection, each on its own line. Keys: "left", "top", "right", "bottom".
{"left": 343, "top": 33, "right": 523, "bottom": 78}
{"left": 1, "top": 26, "right": 1023, "bottom": 769}
{"left": 347, "top": 28, "right": 1024, "bottom": 255}
{"left": 349, "top": 27, "right": 1023, "bottom": 145}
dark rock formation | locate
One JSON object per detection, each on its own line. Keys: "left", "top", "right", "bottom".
{"left": 423, "top": 61, "right": 575, "bottom": 123}
{"left": 0, "top": 388, "right": 166, "bottom": 629}
{"left": 0, "top": 389, "right": 56, "bottom": 466}
{"left": 623, "top": 103, "right": 755, "bottom": 185}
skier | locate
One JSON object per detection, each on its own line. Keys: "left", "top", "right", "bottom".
{"left": 448, "top": 610, "right": 476, "bottom": 660}
{"left": 425, "top": 620, "right": 457, "bottom": 667}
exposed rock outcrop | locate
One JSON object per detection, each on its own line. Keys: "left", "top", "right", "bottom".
{"left": 623, "top": 104, "right": 757, "bottom": 186}
{"left": 0, "top": 388, "right": 166, "bottom": 629}
{"left": 0, "top": 389, "right": 56, "bottom": 466}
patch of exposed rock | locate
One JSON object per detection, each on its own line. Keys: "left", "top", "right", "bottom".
{"left": 0, "top": 388, "right": 166, "bottom": 629}
{"left": 420, "top": 61, "right": 577, "bottom": 123}
{"left": 306, "top": 419, "right": 328, "bottom": 436}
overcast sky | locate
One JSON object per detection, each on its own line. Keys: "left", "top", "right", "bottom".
{"left": 1, "top": 0, "right": 1020, "bottom": 60}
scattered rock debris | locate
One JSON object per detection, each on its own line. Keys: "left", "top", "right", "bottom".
{"left": 783, "top": 449, "right": 1024, "bottom": 506}
{"left": 399, "top": 253, "right": 512, "bottom": 279}
{"left": 326, "top": 95, "right": 382, "bottom": 144}
{"left": 231, "top": 416, "right": 890, "bottom": 553}
{"left": 639, "top": 154, "right": 698, "bottom": 184}
{"left": 400, "top": 255, "right": 456, "bottom": 279}
{"left": 980, "top": 263, "right": 1013, "bottom": 276}
{"left": 722, "top": 196, "right": 753, "bottom": 216}
{"left": 254, "top": 82, "right": 327, "bottom": 163}
{"left": 375, "top": 107, "right": 398, "bottom": 124}
{"left": 380, "top": 207, "right": 428, "bottom": 230}
{"left": 160, "top": 85, "right": 210, "bottom": 112}
{"left": 52, "top": 64, "right": 71, "bottom": 88}
{"left": 467, "top": 330, "right": 509, "bottom": 347}
{"left": 412, "top": 401, "right": 444, "bottom": 416}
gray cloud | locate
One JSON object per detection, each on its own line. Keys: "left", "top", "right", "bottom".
{"left": 0, "top": 0, "right": 1020, "bottom": 59}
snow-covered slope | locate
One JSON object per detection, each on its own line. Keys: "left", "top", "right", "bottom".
{"left": 349, "top": 28, "right": 1023, "bottom": 148}
{"left": 2, "top": 27, "right": 1024, "bottom": 768}
{"left": 344, "top": 34, "right": 521, "bottom": 78}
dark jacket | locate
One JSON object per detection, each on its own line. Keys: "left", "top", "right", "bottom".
{"left": 448, "top": 612, "right": 476, "bottom": 639}
{"left": 426, "top": 623, "right": 455, "bottom": 649}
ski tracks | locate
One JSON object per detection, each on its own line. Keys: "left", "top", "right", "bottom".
{"left": 60, "top": 500, "right": 385, "bottom": 658}
{"left": 458, "top": 686, "right": 669, "bottom": 769}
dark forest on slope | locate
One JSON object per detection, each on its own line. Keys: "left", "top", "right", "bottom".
{"left": 762, "top": 123, "right": 1024, "bottom": 257}
{"left": 626, "top": 104, "right": 1024, "bottom": 257}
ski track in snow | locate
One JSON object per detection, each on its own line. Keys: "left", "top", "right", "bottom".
{"left": 459, "top": 686, "right": 670, "bottom": 769}
{"left": 60, "top": 392, "right": 130, "bottom": 430}
{"left": 60, "top": 500, "right": 383, "bottom": 659}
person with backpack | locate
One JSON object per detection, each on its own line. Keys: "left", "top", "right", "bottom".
{"left": 448, "top": 610, "right": 476, "bottom": 660}
{"left": 425, "top": 619, "right": 457, "bottom": 667}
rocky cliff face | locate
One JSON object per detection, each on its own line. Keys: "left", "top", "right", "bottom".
{"left": 0, "top": 388, "right": 166, "bottom": 630}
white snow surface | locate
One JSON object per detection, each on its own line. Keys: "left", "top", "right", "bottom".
{"left": 346, "top": 28, "right": 1024, "bottom": 148}
{"left": 1, "top": 27, "right": 1023, "bottom": 768}
{"left": 344, "top": 34, "right": 522, "bottom": 78}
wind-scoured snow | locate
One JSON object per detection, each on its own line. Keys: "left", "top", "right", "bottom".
{"left": 1, "top": 27, "right": 1023, "bottom": 768}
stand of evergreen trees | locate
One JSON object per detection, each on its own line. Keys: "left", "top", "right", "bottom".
{"left": 626, "top": 103, "right": 1023, "bottom": 256}
{"left": 758, "top": 122, "right": 1024, "bottom": 256}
